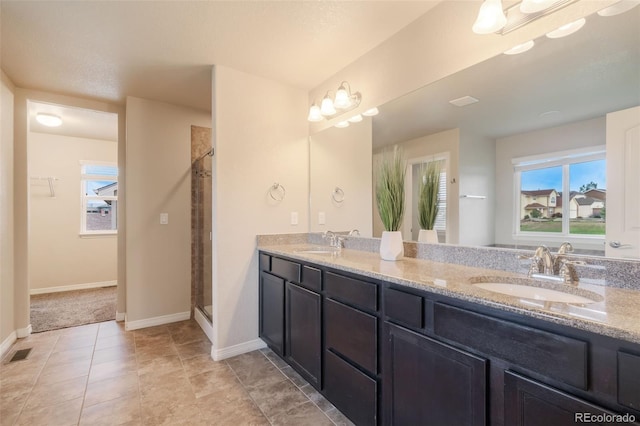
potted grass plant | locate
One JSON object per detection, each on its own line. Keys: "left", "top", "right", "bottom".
{"left": 376, "top": 146, "right": 406, "bottom": 260}
{"left": 417, "top": 160, "right": 442, "bottom": 243}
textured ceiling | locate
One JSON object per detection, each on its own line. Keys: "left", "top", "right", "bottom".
{"left": 1, "top": 1, "right": 439, "bottom": 112}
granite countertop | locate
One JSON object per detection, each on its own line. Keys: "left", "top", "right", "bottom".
{"left": 258, "top": 243, "right": 640, "bottom": 345}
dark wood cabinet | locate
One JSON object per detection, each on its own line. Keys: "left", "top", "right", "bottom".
{"left": 385, "top": 323, "right": 488, "bottom": 426}
{"left": 504, "top": 371, "right": 618, "bottom": 426}
{"left": 285, "top": 282, "right": 321, "bottom": 388}
{"left": 259, "top": 271, "right": 285, "bottom": 356}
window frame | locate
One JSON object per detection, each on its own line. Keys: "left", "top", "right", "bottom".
{"left": 80, "top": 160, "right": 118, "bottom": 236}
{"left": 512, "top": 146, "right": 606, "bottom": 242}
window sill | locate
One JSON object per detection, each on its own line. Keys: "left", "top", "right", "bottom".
{"left": 79, "top": 232, "right": 117, "bottom": 238}
{"left": 512, "top": 233, "right": 605, "bottom": 242}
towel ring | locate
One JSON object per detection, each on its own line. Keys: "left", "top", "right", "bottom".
{"left": 331, "top": 187, "right": 345, "bottom": 204}
{"left": 269, "top": 182, "right": 286, "bottom": 201}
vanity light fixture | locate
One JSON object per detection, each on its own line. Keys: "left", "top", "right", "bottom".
{"left": 335, "top": 121, "right": 350, "bottom": 128}
{"left": 307, "top": 81, "right": 362, "bottom": 122}
{"left": 362, "top": 107, "right": 379, "bottom": 117}
{"left": 546, "top": 18, "right": 585, "bottom": 38}
{"left": 597, "top": 0, "right": 640, "bottom": 17}
{"left": 473, "top": 0, "right": 579, "bottom": 35}
{"left": 504, "top": 40, "right": 535, "bottom": 55}
{"left": 348, "top": 114, "right": 363, "bottom": 123}
{"left": 35, "top": 113, "right": 63, "bottom": 127}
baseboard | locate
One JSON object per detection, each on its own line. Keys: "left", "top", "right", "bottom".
{"left": 115, "top": 311, "right": 125, "bottom": 322}
{"left": 194, "top": 307, "right": 213, "bottom": 344}
{"left": 30, "top": 280, "right": 117, "bottom": 295}
{"left": 0, "top": 331, "right": 17, "bottom": 358}
{"left": 124, "top": 311, "right": 190, "bottom": 331}
{"left": 16, "top": 324, "right": 32, "bottom": 338}
{"left": 211, "top": 338, "right": 266, "bottom": 361}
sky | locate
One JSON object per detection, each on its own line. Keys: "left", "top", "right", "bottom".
{"left": 521, "top": 160, "right": 606, "bottom": 192}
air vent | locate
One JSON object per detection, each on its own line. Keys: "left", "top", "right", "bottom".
{"left": 9, "top": 348, "right": 32, "bottom": 362}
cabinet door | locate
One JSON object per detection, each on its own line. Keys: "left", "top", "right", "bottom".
{"left": 285, "top": 282, "right": 321, "bottom": 388}
{"left": 385, "top": 324, "right": 487, "bottom": 426}
{"left": 505, "top": 371, "right": 621, "bottom": 426}
{"left": 259, "top": 272, "right": 285, "bottom": 356}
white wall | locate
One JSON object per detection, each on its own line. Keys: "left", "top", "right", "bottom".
{"left": 459, "top": 131, "right": 495, "bottom": 247}
{"left": 125, "top": 96, "right": 211, "bottom": 327}
{"left": 212, "top": 66, "right": 308, "bottom": 358}
{"left": 495, "top": 116, "right": 605, "bottom": 250}
{"left": 28, "top": 132, "right": 117, "bottom": 291}
{"left": 1, "top": 72, "right": 16, "bottom": 350}
{"left": 373, "top": 128, "right": 459, "bottom": 242}
{"left": 309, "top": 118, "right": 372, "bottom": 236}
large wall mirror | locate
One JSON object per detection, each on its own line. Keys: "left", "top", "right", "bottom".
{"left": 309, "top": 7, "right": 640, "bottom": 259}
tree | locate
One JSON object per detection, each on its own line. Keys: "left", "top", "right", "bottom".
{"left": 530, "top": 209, "right": 542, "bottom": 219}
{"left": 579, "top": 181, "right": 598, "bottom": 192}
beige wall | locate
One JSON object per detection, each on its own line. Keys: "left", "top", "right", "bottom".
{"left": 212, "top": 66, "right": 308, "bottom": 356}
{"left": 308, "top": 1, "right": 615, "bottom": 134}
{"left": 309, "top": 118, "right": 372, "bottom": 236}
{"left": 1, "top": 72, "right": 16, "bottom": 348}
{"left": 495, "top": 116, "right": 605, "bottom": 250}
{"left": 125, "top": 96, "right": 211, "bottom": 325}
{"left": 28, "top": 132, "right": 117, "bottom": 290}
{"left": 373, "top": 128, "right": 459, "bottom": 242}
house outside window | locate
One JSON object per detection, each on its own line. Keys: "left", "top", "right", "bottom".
{"left": 514, "top": 147, "right": 606, "bottom": 237}
{"left": 81, "top": 162, "right": 118, "bottom": 235}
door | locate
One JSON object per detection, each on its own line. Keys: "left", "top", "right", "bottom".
{"left": 259, "top": 272, "right": 285, "bottom": 355}
{"left": 606, "top": 106, "right": 640, "bottom": 258}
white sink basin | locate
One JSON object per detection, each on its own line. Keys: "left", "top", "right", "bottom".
{"left": 473, "top": 282, "right": 598, "bottom": 304}
{"left": 294, "top": 248, "right": 339, "bottom": 255}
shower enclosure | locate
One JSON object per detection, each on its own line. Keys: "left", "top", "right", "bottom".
{"left": 191, "top": 126, "right": 213, "bottom": 322}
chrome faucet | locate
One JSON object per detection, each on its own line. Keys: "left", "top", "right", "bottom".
{"left": 534, "top": 245, "right": 554, "bottom": 275}
{"left": 323, "top": 230, "right": 346, "bottom": 250}
{"left": 520, "top": 243, "right": 585, "bottom": 285}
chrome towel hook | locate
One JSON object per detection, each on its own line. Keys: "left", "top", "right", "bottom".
{"left": 269, "top": 182, "right": 286, "bottom": 201}
{"left": 331, "top": 187, "right": 345, "bottom": 204}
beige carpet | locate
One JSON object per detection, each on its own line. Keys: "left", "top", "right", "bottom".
{"left": 30, "top": 286, "right": 117, "bottom": 333}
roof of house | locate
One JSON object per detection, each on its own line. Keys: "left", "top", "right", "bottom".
{"left": 576, "top": 197, "right": 596, "bottom": 206}
{"left": 522, "top": 189, "right": 556, "bottom": 196}
{"left": 94, "top": 182, "right": 118, "bottom": 195}
{"left": 585, "top": 188, "right": 606, "bottom": 200}
{"left": 524, "top": 203, "right": 547, "bottom": 209}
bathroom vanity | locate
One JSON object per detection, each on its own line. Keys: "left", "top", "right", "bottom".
{"left": 258, "top": 244, "right": 640, "bottom": 426}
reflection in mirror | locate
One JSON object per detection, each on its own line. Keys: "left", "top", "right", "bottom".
{"left": 308, "top": 7, "right": 640, "bottom": 258}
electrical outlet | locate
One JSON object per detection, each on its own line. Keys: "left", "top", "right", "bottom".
{"left": 318, "top": 212, "right": 326, "bottom": 225}
{"left": 160, "top": 213, "right": 169, "bottom": 225}
{"left": 291, "top": 212, "right": 298, "bottom": 225}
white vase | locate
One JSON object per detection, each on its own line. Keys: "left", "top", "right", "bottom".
{"left": 418, "top": 229, "right": 439, "bottom": 244}
{"left": 380, "top": 231, "right": 404, "bottom": 261}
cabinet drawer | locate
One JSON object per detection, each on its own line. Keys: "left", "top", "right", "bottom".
{"left": 301, "top": 265, "right": 321, "bottom": 292}
{"left": 326, "top": 299, "right": 377, "bottom": 374}
{"left": 325, "top": 272, "right": 377, "bottom": 312}
{"left": 325, "top": 350, "right": 377, "bottom": 426}
{"left": 434, "top": 303, "right": 588, "bottom": 390}
{"left": 271, "top": 257, "right": 301, "bottom": 283}
{"left": 618, "top": 351, "right": 640, "bottom": 411}
{"left": 259, "top": 253, "right": 271, "bottom": 272}
{"left": 384, "top": 287, "right": 424, "bottom": 329}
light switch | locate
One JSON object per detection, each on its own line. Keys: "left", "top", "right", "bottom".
{"left": 318, "top": 211, "right": 326, "bottom": 225}
{"left": 291, "top": 212, "right": 298, "bottom": 225}
{"left": 160, "top": 213, "right": 169, "bottom": 225}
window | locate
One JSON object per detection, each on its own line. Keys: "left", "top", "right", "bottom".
{"left": 514, "top": 147, "right": 605, "bottom": 237}
{"left": 81, "top": 162, "right": 118, "bottom": 234}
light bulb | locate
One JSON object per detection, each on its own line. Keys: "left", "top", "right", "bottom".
{"left": 334, "top": 83, "right": 352, "bottom": 109}
{"left": 520, "top": 0, "right": 558, "bottom": 14}
{"left": 504, "top": 40, "right": 535, "bottom": 55}
{"left": 362, "top": 107, "right": 379, "bottom": 116}
{"left": 472, "top": 0, "right": 507, "bottom": 34}
{"left": 320, "top": 95, "right": 336, "bottom": 116}
{"left": 36, "top": 113, "right": 63, "bottom": 127}
{"left": 348, "top": 114, "right": 363, "bottom": 123}
{"left": 307, "top": 104, "right": 323, "bottom": 122}
{"left": 546, "top": 18, "right": 586, "bottom": 39}
{"left": 335, "top": 121, "right": 350, "bottom": 128}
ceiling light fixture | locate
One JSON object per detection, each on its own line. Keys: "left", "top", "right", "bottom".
{"left": 597, "top": 0, "right": 640, "bottom": 17}
{"left": 348, "top": 114, "right": 363, "bottom": 123}
{"left": 473, "top": 0, "right": 579, "bottom": 35}
{"left": 307, "top": 81, "right": 361, "bottom": 123}
{"left": 335, "top": 121, "right": 350, "bottom": 129}
{"left": 504, "top": 40, "right": 535, "bottom": 55}
{"left": 35, "top": 113, "right": 63, "bottom": 127}
{"left": 546, "top": 18, "right": 586, "bottom": 38}
{"left": 362, "top": 107, "right": 379, "bottom": 117}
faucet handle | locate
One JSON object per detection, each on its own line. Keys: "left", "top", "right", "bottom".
{"left": 559, "top": 260, "right": 586, "bottom": 285}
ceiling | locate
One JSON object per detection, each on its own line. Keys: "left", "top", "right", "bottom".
{"left": 28, "top": 101, "right": 118, "bottom": 142}
{"left": 1, "top": 0, "right": 439, "bottom": 113}
{"left": 373, "top": 6, "right": 640, "bottom": 149}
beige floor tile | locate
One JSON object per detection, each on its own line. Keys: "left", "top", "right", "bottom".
{"left": 97, "top": 321, "right": 126, "bottom": 338}
{"left": 263, "top": 349, "right": 289, "bottom": 370}
{"left": 135, "top": 342, "right": 178, "bottom": 362}
{"left": 325, "top": 407, "right": 356, "bottom": 426}
{"left": 299, "top": 383, "right": 335, "bottom": 412}
{"left": 137, "top": 354, "right": 183, "bottom": 377}
{"left": 167, "top": 323, "right": 208, "bottom": 346}
{"left": 137, "top": 368, "right": 188, "bottom": 390}
{"left": 84, "top": 372, "right": 139, "bottom": 407}
{"left": 181, "top": 354, "right": 220, "bottom": 377}
{"left": 53, "top": 334, "right": 96, "bottom": 352}
{"left": 196, "top": 387, "right": 270, "bottom": 426}
{"left": 46, "top": 345, "right": 94, "bottom": 367}
{"left": 88, "top": 355, "right": 138, "bottom": 383}
{"left": 95, "top": 333, "right": 135, "bottom": 351}
{"left": 24, "top": 375, "right": 87, "bottom": 410}
{"left": 175, "top": 339, "right": 210, "bottom": 360}
{"left": 15, "top": 396, "right": 83, "bottom": 426}
{"left": 187, "top": 364, "right": 239, "bottom": 398}
{"left": 141, "top": 401, "right": 207, "bottom": 426}
{"left": 0, "top": 387, "right": 29, "bottom": 426}
{"left": 37, "top": 357, "right": 92, "bottom": 385}
{"left": 133, "top": 325, "right": 169, "bottom": 338}
{"left": 270, "top": 400, "right": 334, "bottom": 426}
{"left": 248, "top": 378, "right": 309, "bottom": 419}
{"left": 59, "top": 323, "right": 100, "bottom": 337}
{"left": 226, "top": 351, "right": 287, "bottom": 391}
{"left": 80, "top": 394, "right": 142, "bottom": 426}
{"left": 91, "top": 344, "right": 136, "bottom": 366}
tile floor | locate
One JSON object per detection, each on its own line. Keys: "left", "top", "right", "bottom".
{"left": 0, "top": 320, "right": 353, "bottom": 426}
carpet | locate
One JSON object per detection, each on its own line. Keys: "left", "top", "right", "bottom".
{"left": 30, "top": 286, "right": 117, "bottom": 333}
